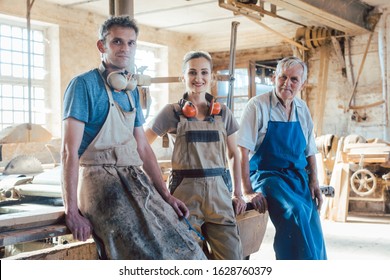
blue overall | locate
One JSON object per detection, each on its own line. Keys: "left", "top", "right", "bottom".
{"left": 249, "top": 98, "right": 327, "bottom": 260}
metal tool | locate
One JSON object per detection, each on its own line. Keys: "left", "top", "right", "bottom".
{"left": 226, "top": 21, "right": 240, "bottom": 110}
{"left": 320, "top": 185, "right": 335, "bottom": 197}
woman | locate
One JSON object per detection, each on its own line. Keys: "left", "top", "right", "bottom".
{"left": 145, "top": 51, "right": 245, "bottom": 260}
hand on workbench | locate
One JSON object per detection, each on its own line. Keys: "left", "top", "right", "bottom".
{"left": 65, "top": 211, "right": 92, "bottom": 242}
{"left": 244, "top": 192, "right": 268, "bottom": 214}
{"left": 165, "top": 194, "right": 190, "bottom": 219}
{"left": 232, "top": 195, "right": 247, "bottom": 215}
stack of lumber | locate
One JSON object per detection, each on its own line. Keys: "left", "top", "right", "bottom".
{"left": 0, "top": 206, "right": 68, "bottom": 247}
{"left": 344, "top": 142, "right": 390, "bottom": 164}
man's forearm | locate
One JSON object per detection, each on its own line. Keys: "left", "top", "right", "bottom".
{"left": 61, "top": 156, "right": 80, "bottom": 215}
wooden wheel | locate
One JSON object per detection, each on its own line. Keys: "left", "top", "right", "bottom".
{"left": 350, "top": 169, "right": 377, "bottom": 196}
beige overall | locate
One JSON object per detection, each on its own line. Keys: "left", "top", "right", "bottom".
{"left": 169, "top": 112, "right": 243, "bottom": 260}
{"left": 77, "top": 83, "right": 206, "bottom": 260}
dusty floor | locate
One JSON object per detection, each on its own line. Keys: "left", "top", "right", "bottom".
{"left": 250, "top": 214, "right": 390, "bottom": 260}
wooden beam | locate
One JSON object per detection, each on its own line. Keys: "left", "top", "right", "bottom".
{"left": 150, "top": 75, "right": 230, "bottom": 84}
{"left": 219, "top": 0, "right": 309, "bottom": 51}
{"left": 4, "top": 239, "right": 97, "bottom": 260}
{"left": 246, "top": 16, "right": 309, "bottom": 51}
{"left": 0, "top": 223, "right": 70, "bottom": 247}
{"left": 344, "top": 142, "right": 389, "bottom": 150}
{"left": 346, "top": 155, "right": 389, "bottom": 163}
{"left": 330, "top": 36, "right": 346, "bottom": 70}
{"left": 314, "top": 45, "right": 330, "bottom": 136}
{"left": 265, "top": 0, "right": 374, "bottom": 34}
{"left": 0, "top": 206, "right": 69, "bottom": 247}
{"left": 210, "top": 45, "right": 292, "bottom": 70}
{"left": 151, "top": 77, "right": 180, "bottom": 83}
{"left": 0, "top": 206, "right": 65, "bottom": 232}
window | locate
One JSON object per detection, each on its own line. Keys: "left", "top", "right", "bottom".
{"left": 0, "top": 19, "right": 48, "bottom": 131}
{"left": 254, "top": 61, "right": 276, "bottom": 95}
{"left": 135, "top": 42, "right": 168, "bottom": 122}
{"left": 215, "top": 60, "right": 277, "bottom": 120}
{"left": 216, "top": 68, "right": 249, "bottom": 120}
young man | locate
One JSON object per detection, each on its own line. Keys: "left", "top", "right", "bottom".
{"left": 61, "top": 16, "right": 206, "bottom": 260}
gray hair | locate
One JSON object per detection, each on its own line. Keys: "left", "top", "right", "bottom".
{"left": 182, "top": 51, "right": 213, "bottom": 73}
{"left": 99, "top": 16, "right": 139, "bottom": 41}
{"left": 276, "top": 56, "right": 308, "bottom": 83}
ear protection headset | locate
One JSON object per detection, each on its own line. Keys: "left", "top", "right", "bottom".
{"left": 179, "top": 93, "right": 221, "bottom": 118}
{"left": 99, "top": 63, "right": 153, "bottom": 92}
{"left": 107, "top": 70, "right": 137, "bottom": 92}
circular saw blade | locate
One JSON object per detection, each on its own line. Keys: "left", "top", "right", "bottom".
{"left": 3, "top": 155, "right": 43, "bottom": 175}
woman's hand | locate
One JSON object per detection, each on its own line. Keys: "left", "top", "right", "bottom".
{"left": 232, "top": 195, "right": 247, "bottom": 215}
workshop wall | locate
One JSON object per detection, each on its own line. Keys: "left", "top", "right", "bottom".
{"left": 0, "top": 0, "right": 196, "bottom": 137}
{"left": 208, "top": 11, "right": 390, "bottom": 142}
{"left": 305, "top": 12, "right": 390, "bottom": 141}
{"left": 0, "top": 1, "right": 389, "bottom": 143}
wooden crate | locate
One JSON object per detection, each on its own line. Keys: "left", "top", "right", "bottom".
{"left": 236, "top": 210, "right": 269, "bottom": 257}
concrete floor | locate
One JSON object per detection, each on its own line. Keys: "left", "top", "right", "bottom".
{"left": 250, "top": 214, "right": 390, "bottom": 260}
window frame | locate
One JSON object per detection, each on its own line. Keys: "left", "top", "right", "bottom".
{"left": 0, "top": 16, "right": 50, "bottom": 131}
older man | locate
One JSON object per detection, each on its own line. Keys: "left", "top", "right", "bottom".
{"left": 237, "top": 56, "right": 327, "bottom": 260}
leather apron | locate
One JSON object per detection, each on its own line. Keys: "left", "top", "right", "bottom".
{"left": 77, "top": 77, "right": 206, "bottom": 260}
{"left": 169, "top": 109, "right": 243, "bottom": 260}
{"left": 249, "top": 95, "right": 327, "bottom": 260}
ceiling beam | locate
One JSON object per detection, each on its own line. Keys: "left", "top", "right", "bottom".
{"left": 265, "top": 0, "right": 375, "bottom": 34}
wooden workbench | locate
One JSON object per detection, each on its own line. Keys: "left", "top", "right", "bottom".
{"left": 0, "top": 205, "right": 69, "bottom": 247}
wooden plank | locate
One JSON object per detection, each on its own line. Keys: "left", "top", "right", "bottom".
{"left": 314, "top": 46, "right": 330, "bottom": 136}
{"left": 347, "top": 153, "right": 389, "bottom": 162}
{"left": 347, "top": 158, "right": 387, "bottom": 163}
{"left": 0, "top": 206, "right": 65, "bottom": 232}
{"left": 334, "top": 163, "right": 350, "bottom": 222}
{"left": 14, "top": 184, "right": 62, "bottom": 198}
{"left": 345, "top": 142, "right": 389, "bottom": 148}
{"left": 344, "top": 142, "right": 389, "bottom": 153}
{"left": 151, "top": 77, "right": 180, "bottom": 83}
{"left": 0, "top": 223, "right": 70, "bottom": 247}
{"left": 348, "top": 148, "right": 390, "bottom": 154}
{"left": 265, "top": 0, "right": 371, "bottom": 34}
{"left": 4, "top": 239, "right": 97, "bottom": 260}
{"left": 331, "top": 36, "right": 346, "bottom": 69}
{"left": 150, "top": 74, "right": 230, "bottom": 83}
{"left": 218, "top": 1, "right": 308, "bottom": 51}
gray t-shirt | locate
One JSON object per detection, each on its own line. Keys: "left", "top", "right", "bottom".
{"left": 147, "top": 102, "right": 239, "bottom": 140}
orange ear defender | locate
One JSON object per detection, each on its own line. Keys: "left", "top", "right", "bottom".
{"left": 179, "top": 93, "right": 221, "bottom": 118}
{"left": 208, "top": 98, "right": 221, "bottom": 115}
{"left": 182, "top": 101, "right": 198, "bottom": 118}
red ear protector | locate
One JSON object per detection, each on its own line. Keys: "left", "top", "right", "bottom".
{"left": 180, "top": 97, "right": 221, "bottom": 118}
{"left": 208, "top": 98, "right": 222, "bottom": 116}
{"left": 182, "top": 101, "right": 198, "bottom": 118}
